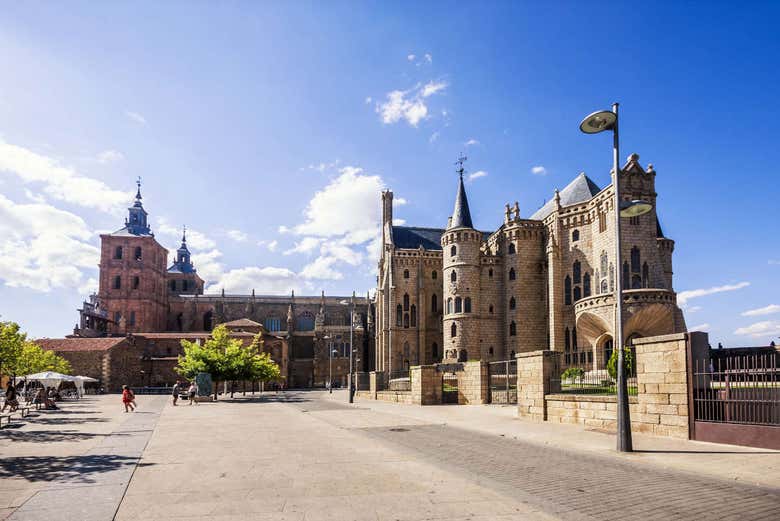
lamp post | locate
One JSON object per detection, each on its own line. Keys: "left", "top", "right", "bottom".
{"left": 580, "top": 103, "right": 652, "bottom": 453}
{"left": 339, "top": 291, "right": 357, "bottom": 404}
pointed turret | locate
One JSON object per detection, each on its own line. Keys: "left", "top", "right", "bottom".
{"left": 168, "top": 226, "right": 196, "bottom": 274}
{"left": 449, "top": 155, "right": 474, "bottom": 229}
{"left": 122, "top": 177, "right": 152, "bottom": 236}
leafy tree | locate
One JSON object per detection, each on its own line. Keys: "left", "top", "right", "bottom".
{"left": 15, "top": 342, "right": 72, "bottom": 375}
{"left": 0, "top": 321, "right": 26, "bottom": 380}
{"left": 606, "top": 346, "right": 634, "bottom": 381}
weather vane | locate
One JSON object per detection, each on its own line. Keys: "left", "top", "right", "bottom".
{"left": 455, "top": 153, "right": 467, "bottom": 179}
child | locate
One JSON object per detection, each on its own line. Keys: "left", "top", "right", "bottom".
{"left": 122, "top": 385, "right": 135, "bottom": 412}
{"left": 188, "top": 381, "right": 198, "bottom": 405}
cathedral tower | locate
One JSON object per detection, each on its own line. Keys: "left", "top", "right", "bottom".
{"left": 441, "top": 157, "right": 482, "bottom": 362}
{"left": 166, "top": 227, "right": 204, "bottom": 296}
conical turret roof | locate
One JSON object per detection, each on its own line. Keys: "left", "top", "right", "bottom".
{"left": 449, "top": 172, "right": 473, "bottom": 229}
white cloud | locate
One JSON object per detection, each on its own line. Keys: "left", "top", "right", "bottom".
{"left": 769, "top": 260, "right": 780, "bottom": 265}
{"left": 226, "top": 229, "right": 248, "bottom": 242}
{"left": 392, "top": 218, "right": 406, "bottom": 226}
{"left": 376, "top": 80, "right": 448, "bottom": 127}
{"left": 78, "top": 277, "right": 98, "bottom": 295}
{"left": 531, "top": 165, "right": 548, "bottom": 176}
{"left": 689, "top": 323, "right": 711, "bottom": 331}
{"left": 266, "top": 240, "right": 278, "bottom": 252}
{"left": 465, "top": 138, "right": 480, "bottom": 147}
{"left": 0, "top": 140, "right": 132, "bottom": 213}
{"left": 407, "top": 54, "right": 416, "bottom": 61}
{"left": 429, "top": 131, "right": 440, "bottom": 143}
{"left": 684, "top": 305, "right": 702, "bottom": 313}
{"left": 468, "top": 170, "right": 488, "bottom": 182}
{"left": 278, "top": 225, "right": 291, "bottom": 234}
{"left": 734, "top": 320, "right": 780, "bottom": 339}
{"left": 306, "top": 160, "right": 340, "bottom": 173}
{"left": 190, "top": 249, "right": 225, "bottom": 284}
{"left": 24, "top": 189, "right": 46, "bottom": 204}
{"left": 210, "top": 266, "right": 300, "bottom": 294}
{"left": 677, "top": 281, "right": 750, "bottom": 305}
{"left": 364, "top": 97, "right": 372, "bottom": 105}
{"left": 97, "top": 149, "right": 124, "bottom": 164}
{"left": 284, "top": 237, "right": 324, "bottom": 255}
{"left": 741, "top": 304, "right": 780, "bottom": 317}
{"left": 424, "top": 53, "right": 432, "bottom": 63}
{"left": 156, "top": 218, "right": 216, "bottom": 250}
{"left": 125, "top": 111, "right": 147, "bottom": 125}
{"left": 0, "top": 194, "right": 99, "bottom": 292}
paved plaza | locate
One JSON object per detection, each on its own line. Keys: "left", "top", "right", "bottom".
{"left": 1, "top": 391, "right": 779, "bottom": 520}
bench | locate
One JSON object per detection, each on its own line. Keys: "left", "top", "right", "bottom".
{"left": 0, "top": 414, "right": 11, "bottom": 429}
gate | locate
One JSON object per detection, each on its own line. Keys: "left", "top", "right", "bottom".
{"left": 690, "top": 348, "right": 780, "bottom": 450}
{"left": 442, "top": 372, "right": 459, "bottom": 404}
{"left": 489, "top": 359, "right": 517, "bottom": 404}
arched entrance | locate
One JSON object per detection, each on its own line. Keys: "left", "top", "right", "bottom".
{"left": 596, "top": 334, "right": 613, "bottom": 369}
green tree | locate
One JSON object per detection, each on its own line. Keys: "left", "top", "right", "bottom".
{"left": 606, "top": 346, "right": 634, "bottom": 381}
{"left": 15, "top": 342, "right": 72, "bottom": 375}
{"left": 0, "top": 321, "right": 26, "bottom": 380}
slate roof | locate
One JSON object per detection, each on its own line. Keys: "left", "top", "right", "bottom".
{"left": 449, "top": 174, "right": 474, "bottom": 229}
{"left": 392, "top": 227, "right": 445, "bottom": 250}
{"left": 222, "top": 318, "right": 264, "bottom": 328}
{"left": 530, "top": 173, "right": 603, "bottom": 221}
{"left": 35, "top": 337, "right": 127, "bottom": 352}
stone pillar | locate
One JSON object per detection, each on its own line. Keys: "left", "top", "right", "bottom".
{"left": 516, "top": 350, "right": 561, "bottom": 421}
{"left": 632, "top": 332, "right": 697, "bottom": 439}
{"left": 369, "top": 371, "right": 385, "bottom": 399}
{"left": 457, "top": 360, "right": 489, "bottom": 404}
{"left": 411, "top": 365, "right": 442, "bottom": 405}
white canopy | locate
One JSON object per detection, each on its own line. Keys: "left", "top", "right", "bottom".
{"left": 73, "top": 375, "right": 98, "bottom": 382}
{"left": 20, "top": 371, "right": 76, "bottom": 390}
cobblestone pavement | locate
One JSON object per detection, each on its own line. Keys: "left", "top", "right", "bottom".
{"left": 358, "top": 422, "right": 780, "bottom": 521}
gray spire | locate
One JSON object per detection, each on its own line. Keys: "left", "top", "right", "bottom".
{"left": 449, "top": 155, "right": 473, "bottom": 229}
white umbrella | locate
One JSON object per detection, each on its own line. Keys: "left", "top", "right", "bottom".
{"left": 73, "top": 376, "right": 98, "bottom": 397}
{"left": 21, "top": 371, "right": 76, "bottom": 390}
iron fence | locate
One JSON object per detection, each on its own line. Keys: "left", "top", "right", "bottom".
{"left": 551, "top": 361, "right": 637, "bottom": 396}
{"left": 388, "top": 369, "right": 411, "bottom": 392}
{"left": 489, "top": 359, "right": 517, "bottom": 404}
{"left": 442, "top": 372, "right": 459, "bottom": 404}
{"left": 693, "top": 353, "right": 780, "bottom": 426}
{"left": 356, "top": 372, "right": 370, "bottom": 391}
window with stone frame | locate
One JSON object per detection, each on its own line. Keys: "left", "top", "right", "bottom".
{"left": 170, "top": 280, "right": 176, "bottom": 291}
{"left": 508, "top": 242, "right": 516, "bottom": 254}
{"left": 455, "top": 297, "right": 462, "bottom": 313}
{"left": 509, "top": 296, "right": 516, "bottom": 310}
{"left": 451, "top": 270, "right": 457, "bottom": 282}
{"left": 114, "top": 246, "right": 123, "bottom": 260}
{"left": 396, "top": 305, "right": 402, "bottom": 326}
{"left": 296, "top": 312, "right": 316, "bottom": 331}
{"left": 488, "top": 346, "right": 494, "bottom": 356}
{"left": 403, "top": 269, "right": 409, "bottom": 279}
{"left": 564, "top": 276, "right": 572, "bottom": 305}
{"left": 573, "top": 286, "right": 581, "bottom": 301}
{"left": 509, "top": 321, "right": 516, "bottom": 336}
{"left": 403, "top": 293, "right": 409, "bottom": 311}
{"left": 114, "top": 311, "right": 121, "bottom": 324}
{"left": 489, "top": 304, "right": 494, "bottom": 313}
{"left": 598, "top": 211, "right": 607, "bottom": 233}
{"left": 403, "top": 313, "right": 409, "bottom": 328}
{"left": 134, "top": 246, "right": 142, "bottom": 261}
{"left": 572, "top": 229, "right": 579, "bottom": 242}
{"left": 447, "top": 298, "right": 453, "bottom": 314}
{"left": 609, "top": 263, "right": 615, "bottom": 292}
{"left": 631, "top": 246, "right": 641, "bottom": 273}
{"left": 623, "top": 261, "right": 629, "bottom": 288}
{"left": 113, "top": 275, "right": 121, "bottom": 289}
{"left": 182, "top": 279, "right": 189, "bottom": 291}
{"left": 631, "top": 274, "right": 642, "bottom": 289}
{"left": 410, "top": 305, "right": 417, "bottom": 327}
{"left": 629, "top": 215, "right": 640, "bottom": 226}
{"left": 132, "top": 276, "right": 140, "bottom": 290}
{"left": 431, "top": 294, "right": 437, "bottom": 313}
{"left": 583, "top": 273, "right": 591, "bottom": 297}
{"left": 431, "top": 342, "right": 438, "bottom": 360}
{"left": 129, "top": 311, "right": 136, "bottom": 326}
{"left": 573, "top": 260, "right": 581, "bottom": 284}
{"left": 600, "top": 251, "right": 608, "bottom": 274}
{"left": 509, "top": 268, "right": 516, "bottom": 281}
{"left": 488, "top": 268, "right": 493, "bottom": 278}
{"left": 432, "top": 270, "right": 437, "bottom": 279}
{"left": 450, "top": 245, "right": 457, "bottom": 257}
{"left": 451, "top": 323, "right": 457, "bottom": 338}
{"left": 600, "top": 279, "right": 608, "bottom": 293}
{"left": 464, "top": 297, "right": 471, "bottom": 313}
{"left": 642, "top": 262, "right": 649, "bottom": 288}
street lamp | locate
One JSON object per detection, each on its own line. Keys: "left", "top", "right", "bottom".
{"left": 579, "top": 103, "right": 652, "bottom": 453}
{"left": 339, "top": 291, "right": 357, "bottom": 404}
{"left": 322, "top": 335, "right": 339, "bottom": 394}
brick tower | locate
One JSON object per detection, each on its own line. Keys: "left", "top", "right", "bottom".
{"left": 98, "top": 179, "right": 168, "bottom": 334}
{"left": 441, "top": 157, "right": 482, "bottom": 363}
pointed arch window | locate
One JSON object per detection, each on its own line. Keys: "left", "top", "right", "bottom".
{"left": 509, "top": 321, "right": 516, "bottom": 336}
{"left": 403, "top": 293, "right": 409, "bottom": 311}
{"left": 609, "top": 263, "right": 615, "bottom": 292}
{"left": 403, "top": 269, "right": 409, "bottom": 279}
{"left": 464, "top": 297, "right": 471, "bottom": 313}
{"left": 403, "top": 313, "right": 409, "bottom": 328}
{"left": 451, "top": 323, "right": 457, "bottom": 338}
{"left": 642, "top": 262, "right": 649, "bottom": 288}
{"left": 631, "top": 274, "right": 642, "bottom": 289}
{"left": 631, "top": 247, "right": 641, "bottom": 273}
{"left": 410, "top": 305, "right": 417, "bottom": 327}
{"left": 509, "top": 296, "right": 516, "bottom": 310}
{"left": 509, "top": 268, "right": 516, "bottom": 281}
{"left": 565, "top": 327, "right": 571, "bottom": 352}
{"left": 573, "top": 260, "right": 581, "bottom": 284}
{"left": 451, "top": 271, "right": 457, "bottom": 283}
{"left": 623, "top": 261, "right": 630, "bottom": 289}
{"left": 564, "top": 276, "right": 572, "bottom": 305}
{"left": 450, "top": 245, "right": 457, "bottom": 257}
{"left": 447, "top": 298, "right": 453, "bottom": 314}
{"left": 583, "top": 273, "right": 591, "bottom": 297}
{"left": 600, "top": 251, "right": 608, "bottom": 274}
{"left": 573, "top": 286, "right": 581, "bottom": 302}
{"left": 572, "top": 328, "right": 578, "bottom": 351}
{"left": 600, "top": 279, "right": 608, "bottom": 293}
{"left": 508, "top": 242, "right": 516, "bottom": 254}
{"left": 396, "top": 304, "right": 402, "bottom": 326}
{"left": 455, "top": 297, "right": 462, "bottom": 313}
{"left": 432, "top": 270, "right": 437, "bottom": 280}
{"left": 572, "top": 229, "right": 580, "bottom": 242}
{"left": 431, "top": 294, "right": 438, "bottom": 313}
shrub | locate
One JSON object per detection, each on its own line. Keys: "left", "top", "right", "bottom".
{"left": 561, "top": 367, "right": 585, "bottom": 381}
{"left": 606, "top": 346, "right": 634, "bottom": 380}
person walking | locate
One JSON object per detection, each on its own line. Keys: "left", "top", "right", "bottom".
{"left": 172, "top": 380, "right": 181, "bottom": 406}
{"left": 122, "top": 385, "right": 135, "bottom": 412}
{"left": 188, "top": 381, "right": 198, "bottom": 405}
{"left": 2, "top": 382, "right": 18, "bottom": 413}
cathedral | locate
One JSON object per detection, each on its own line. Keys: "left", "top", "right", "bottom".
{"left": 374, "top": 153, "right": 686, "bottom": 376}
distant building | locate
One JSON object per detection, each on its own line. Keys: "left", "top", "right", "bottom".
{"left": 375, "top": 153, "right": 686, "bottom": 375}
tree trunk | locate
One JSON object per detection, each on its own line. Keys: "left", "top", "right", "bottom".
{"left": 213, "top": 380, "right": 218, "bottom": 401}
{"left": 230, "top": 381, "right": 235, "bottom": 398}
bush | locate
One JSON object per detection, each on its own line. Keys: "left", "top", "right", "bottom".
{"left": 561, "top": 367, "right": 585, "bottom": 381}
{"left": 606, "top": 346, "right": 634, "bottom": 380}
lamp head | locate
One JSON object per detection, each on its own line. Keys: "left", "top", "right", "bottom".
{"left": 579, "top": 110, "right": 616, "bottom": 134}
{"left": 619, "top": 200, "right": 653, "bottom": 218}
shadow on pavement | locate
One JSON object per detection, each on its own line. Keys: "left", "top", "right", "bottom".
{"left": 0, "top": 454, "right": 143, "bottom": 483}
{"left": 1, "top": 430, "right": 120, "bottom": 443}
{"left": 635, "top": 449, "right": 779, "bottom": 455}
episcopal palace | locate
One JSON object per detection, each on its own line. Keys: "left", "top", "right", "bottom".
{"left": 42, "top": 152, "right": 686, "bottom": 389}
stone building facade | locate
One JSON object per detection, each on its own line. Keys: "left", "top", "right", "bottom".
{"left": 65, "top": 181, "right": 374, "bottom": 389}
{"left": 375, "top": 154, "right": 686, "bottom": 376}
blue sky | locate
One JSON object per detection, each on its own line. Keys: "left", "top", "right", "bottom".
{"left": 0, "top": 1, "right": 778, "bottom": 345}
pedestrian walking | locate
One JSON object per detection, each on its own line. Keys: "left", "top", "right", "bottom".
{"left": 172, "top": 380, "right": 181, "bottom": 406}
{"left": 2, "top": 382, "right": 18, "bottom": 413}
{"left": 122, "top": 385, "right": 135, "bottom": 412}
{"left": 188, "top": 381, "right": 198, "bottom": 405}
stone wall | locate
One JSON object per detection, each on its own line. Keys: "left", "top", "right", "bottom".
{"left": 516, "top": 350, "right": 561, "bottom": 421}
{"left": 456, "top": 361, "right": 488, "bottom": 404}
{"left": 411, "top": 365, "right": 442, "bottom": 405}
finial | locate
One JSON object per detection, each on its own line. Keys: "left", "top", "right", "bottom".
{"left": 135, "top": 176, "right": 142, "bottom": 200}
{"left": 181, "top": 225, "right": 187, "bottom": 244}
{"left": 221, "top": 288, "right": 225, "bottom": 297}
{"left": 252, "top": 288, "right": 255, "bottom": 297}
{"left": 628, "top": 152, "right": 639, "bottom": 162}
{"left": 647, "top": 163, "right": 655, "bottom": 173}
{"left": 513, "top": 201, "right": 520, "bottom": 219}
{"left": 455, "top": 153, "right": 467, "bottom": 179}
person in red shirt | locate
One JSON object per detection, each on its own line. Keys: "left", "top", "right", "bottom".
{"left": 122, "top": 385, "right": 135, "bottom": 412}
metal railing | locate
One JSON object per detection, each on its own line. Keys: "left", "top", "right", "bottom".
{"left": 355, "top": 372, "right": 370, "bottom": 391}
{"left": 551, "top": 362, "right": 637, "bottom": 396}
{"left": 693, "top": 353, "right": 779, "bottom": 426}
{"left": 388, "top": 369, "right": 411, "bottom": 392}
{"left": 489, "top": 359, "right": 517, "bottom": 404}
